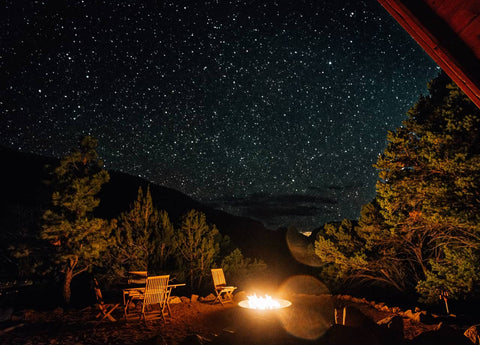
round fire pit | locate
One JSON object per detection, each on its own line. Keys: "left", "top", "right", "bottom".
{"left": 238, "top": 294, "right": 292, "bottom": 310}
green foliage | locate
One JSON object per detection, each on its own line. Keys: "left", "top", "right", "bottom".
{"left": 173, "top": 209, "right": 220, "bottom": 291}
{"left": 220, "top": 248, "right": 267, "bottom": 288}
{"left": 375, "top": 74, "right": 480, "bottom": 300}
{"left": 41, "top": 136, "right": 115, "bottom": 303}
{"left": 417, "top": 246, "right": 480, "bottom": 303}
{"left": 315, "top": 74, "right": 480, "bottom": 301}
{"left": 314, "top": 219, "right": 397, "bottom": 291}
{"left": 150, "top": 208, "right": 176, "bottom": 273}
{"left": 108, "top": 186, "right": 176, "bottom": 279}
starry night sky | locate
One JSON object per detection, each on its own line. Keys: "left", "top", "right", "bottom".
{"left": 1, "top": 0, "right": 439, "bottom": 230}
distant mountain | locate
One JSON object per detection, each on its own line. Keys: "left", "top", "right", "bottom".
{"left": 1, "top": 146, "right": 306, "bottom": 279}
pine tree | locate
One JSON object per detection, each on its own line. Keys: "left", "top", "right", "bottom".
{"left": 41, "top": 136, "right": 115, "bottom": 304}
{"left": 315, "top": 74, "right": 480, "bottom": 301}
{"left": 220, "top": 248, "right": 267, "bottom": 288}
{"left": 113, "top": 186, "right": 175, "bottom": 275}
{"left": 375, "top": 73, "right": 480, "bottom": 300}
{"left": 174, "top": 210, "right": 219, "bottom": 292}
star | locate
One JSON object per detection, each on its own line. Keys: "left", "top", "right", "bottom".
{"left": 0, "top": 0, "right": 438, "bottom": 230}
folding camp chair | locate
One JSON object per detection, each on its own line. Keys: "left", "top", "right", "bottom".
{"left": 94, "top": 279, "right": 120, "bottom": 322}
{"left": 141, "top": 275, "right": 170, "bottom": 322}
{"left": 211, "top": 268, "right": 237, "bottom": 305}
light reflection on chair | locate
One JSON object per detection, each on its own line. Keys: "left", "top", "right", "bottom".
{"left": 211, "top": 268, "right": 237, "bottom": 305}
{"left": 141, "top": 275, "right": 170, "bottom": 322}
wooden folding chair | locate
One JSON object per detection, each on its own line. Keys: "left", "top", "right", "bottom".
{"left": 211, "top": 268, "right": 237, "bottom": 305}
{"left": 141, "top": 275, "right": 170, "bottom": 323}
{"left": 94, "top": 279, "right": 120, "bottom": 322}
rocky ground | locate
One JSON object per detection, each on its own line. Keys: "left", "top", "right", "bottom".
{"left": 0, "top": 293, "right": 478, "bottom": 345}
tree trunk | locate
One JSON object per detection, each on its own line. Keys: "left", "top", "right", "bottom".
{"left": 63, "top": 267, "right": 73, "bottom": 305}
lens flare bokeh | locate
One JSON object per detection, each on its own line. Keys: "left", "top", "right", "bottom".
{"left": 275, "top": 275, "right": 334, "bottom": 340}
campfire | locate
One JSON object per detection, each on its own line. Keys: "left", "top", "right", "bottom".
{"left": 238, "top": 294, "right": 291, "bottom": 310}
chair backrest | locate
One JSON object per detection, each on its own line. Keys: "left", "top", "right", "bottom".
{"left": 143, "top": 275, "right": 169, "bottom": 307}
{"left": 211, "top": 268, "right": 227, "bottom": 288}
{"left": 128, "top": 271, "right": 147, "bottom": 285}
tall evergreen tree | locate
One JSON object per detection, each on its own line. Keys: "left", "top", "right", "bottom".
{"left": 375, "top": 74, "right": 480, "bottom": 300}
{"left": 113, "top": 186, "right": 175, "bottom": 275}
{"left": 174, "top": 209, "right": 219, "bottom": 292}
{"left": 315, "top": 74, "right": 480, "bottom": 301}
{"left": 41, "top": 136, "right": 115, "bottom": 304}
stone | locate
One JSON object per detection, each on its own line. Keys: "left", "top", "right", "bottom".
{"left": 191, "top": 294, "right": 199, "bottom": 302}
{"left": 23, "top": 309, "right": 36, "bottom": 321}
{"left": 343, "top": 306, "right": 378, "bottom": 329}
{"left": 410, "top": 322, "right": 472, "bottom": 345}
{"left": 11, "top": 309, "right": 35, "bottom": 321}
{"left": 200, "top": 293, "right": 215, "bottom": 302}
{"left": 464, "top": 324, "right": 480, "bottom": 345}
{"left": 53, "top": 307, "right": 63, "bottom": 315}
{"left": 401, "top": 309, "right": 431, "bottom": 323}
{"left": 377, "top": 315, "right": 404, "bottom": 343}
{"left": 169, "top": 296, "right": 182, "bottom": 304}
{"left": 180, "top": 296, "right": 190, "bottom": 303}
{"left": 0, "top": 308, "right": 13, "bottom": 322}
{"left": 338, "top": 306, "right": 407, "bottom": 345}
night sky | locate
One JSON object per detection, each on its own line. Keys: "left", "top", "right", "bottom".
{"left": 0, "top": 0, "right": 439, "bottom": 230}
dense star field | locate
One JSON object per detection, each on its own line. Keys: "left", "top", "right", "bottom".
{"left": 0, "top": 0, "right": 438, "bottom": 230}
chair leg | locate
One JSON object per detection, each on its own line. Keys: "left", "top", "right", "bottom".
{"left": 97, "top": 303, "right": 120, "bottom": 322}
{"left": 213, "top": 291, "right": 223, "bottom": 305}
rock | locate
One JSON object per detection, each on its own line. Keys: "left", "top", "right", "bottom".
{"left": 402, "top": 309, "right": 431, "bottom": 323}
{"left": 0, "top": 308, "right": 13, "bottom": 322}
{"left": 169, "top": 296, "right": 182, "bottom": 304}
{"left": 380, "top": 306, "right": 390, "bottom": 312}
{"left": 340, "top": 306, "right": 406, "bottom": 345}
{"left": 464, "top": 324, "right": 480, "bottom": 345}
{"left": 23, "top": 309, "right": 37, "bottom": 321}
{"left": 410, "top": 322, "right": 472, "bottom": 345}
{"left": 200, "top": 294, "right": 215, "bottom": 302}
{"left": 343, "top": 306, "right": 378, "bottom": 329}
{"left": 180, "top": 296, "right": 190, "bottom": 303}
{"left": 11, "top": 309, "right": 35, "bottom": 321}
{"left": 377, "top": 315, "right": 404, "bottom": 344}
{"left": 53, "top": 307, "right": 63, "bottom": 315}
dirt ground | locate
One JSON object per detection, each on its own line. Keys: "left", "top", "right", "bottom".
{"left": 0, "top": 292, "right": 444, "bottom": 345}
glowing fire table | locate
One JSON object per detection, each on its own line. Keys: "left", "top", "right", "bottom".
{"left": 238, "top": 294, "right": 292, "bottom": 310}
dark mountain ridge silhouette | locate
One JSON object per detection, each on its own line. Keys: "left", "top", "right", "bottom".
{"left": 1, "top": 145, "right": 305, "bottom": 280}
